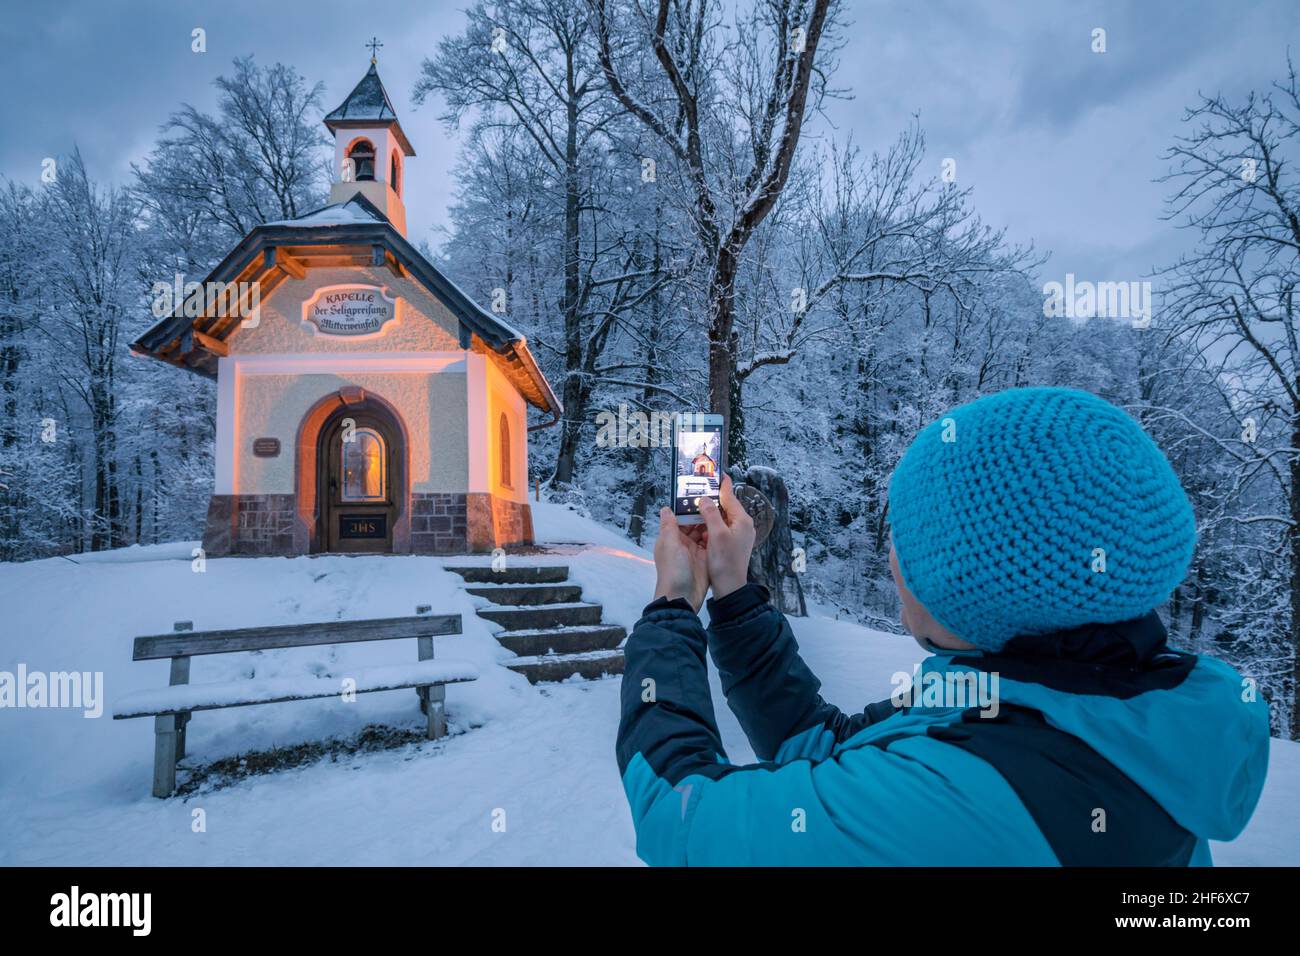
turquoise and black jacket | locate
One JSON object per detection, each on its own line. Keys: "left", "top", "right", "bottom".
{"left": 616, "top": 583, "right": 1270, "bottom": 866}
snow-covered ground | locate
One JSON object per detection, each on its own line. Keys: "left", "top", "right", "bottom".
{"left": 0, "top": 502, "right": 1295, "bottom": 865}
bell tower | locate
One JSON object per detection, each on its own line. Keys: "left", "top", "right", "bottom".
{"left": 324, "top": 39, "right": 415, "bottom": 236}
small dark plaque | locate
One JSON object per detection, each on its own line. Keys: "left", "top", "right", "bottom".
{"left": 252, "top": 437, "right": 281, "bottom": 458}
{"left": 339, "top": 514, "right": 387, "bottom": 539}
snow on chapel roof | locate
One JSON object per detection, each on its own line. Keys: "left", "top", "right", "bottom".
{"left": 264, "top": 195, "right": 387, "bottom": 228}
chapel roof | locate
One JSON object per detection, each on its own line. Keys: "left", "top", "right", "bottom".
{"left": 129, "top": 192, "right": 560, "bottom": 420}
{"left": 325, "top": 62, "right": 400, "bottom": 124}
{"left": 323, "top": 62, "right": 416, "bottom": 156}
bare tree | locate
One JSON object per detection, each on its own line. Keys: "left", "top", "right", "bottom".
{"left": 417, "top": 0, "right": 670, "bottom": 486}
{"left": 745, "top": 128, "right": 1035, "bottom": 431}
{"left": 36, "top": 151, "right": 142, "bottom": 550}
{"left": 134, "top": 57, "right": 328, "bottom": 245}
{"left": 592, "top": 0, "right": 839, "bottom": 464}
{"left": 1159, "top": 58, "right": 1300, "bottom": 737}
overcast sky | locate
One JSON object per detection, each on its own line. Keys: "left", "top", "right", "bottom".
{"left": 3, "top": 0, "right": 1295, "bottom": 286}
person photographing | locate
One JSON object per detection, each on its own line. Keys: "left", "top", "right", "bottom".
{"left": 616, "top": 387, "right": 1270, "bottom": 866}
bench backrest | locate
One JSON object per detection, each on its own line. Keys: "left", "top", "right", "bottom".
{"left": 132, "top": 614, "right": 462, "bottom": 661}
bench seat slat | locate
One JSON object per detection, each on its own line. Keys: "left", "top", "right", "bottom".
{"left": 113, "top": 660, "right": 479, "bottom": 719}
{"left": 132, "top": 615, "right": 462, "bottom": 661}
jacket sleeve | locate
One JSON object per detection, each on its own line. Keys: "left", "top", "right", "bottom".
{"left": 704, "top": 583, "right": 896, "bottom": 762}
{"left": 615, "top": 596, "right": 732, "bottom": 792}
{"left": 615, "top": 595, "right": 740, "bottom": 865}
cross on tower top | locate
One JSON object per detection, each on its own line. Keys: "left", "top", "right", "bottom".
{"left": 366, "top": 37, "right": 383, "bottom": 64}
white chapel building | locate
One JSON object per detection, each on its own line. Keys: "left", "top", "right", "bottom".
{"left": 132, "top": 57, "right": 561, "bottom": 556}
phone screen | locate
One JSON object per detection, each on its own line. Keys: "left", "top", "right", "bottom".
{"left": 673, "top": 414, "right": 724, "bottom": 518}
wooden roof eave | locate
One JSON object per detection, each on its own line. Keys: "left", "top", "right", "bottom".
{"left": 131, "top": 212, "right": 562, "bottom": 419}
{"left": 509, "top": 343, "right": 563, "bottom": 429}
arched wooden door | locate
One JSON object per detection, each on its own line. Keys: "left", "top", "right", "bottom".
{"left": 317, "top": 409, "right": 399, "bottom": 553}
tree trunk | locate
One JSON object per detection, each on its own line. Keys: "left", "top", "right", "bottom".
{"left": 91, "top": 400, "right": 109, "bottom": 551}
{"left": 150, "top": 448, "right": 161, "bottom": 544}
{"left": 708, "top": 253, "right": 740, "bottom": 460}
{"left": 552, "top": 409, "right": 583, "bottom": 488}
{"left": 550, "top": 80, "right": 584, "bottom": 488}
{"left": 107, "top": 423, "right": 122, "bottom": 547}
{"left": 729, "top": 356, "right": 747, "bottom": 469}
{"left": 628, "top": 220, "right": 666, "bottom": 545}
{"left": 1290, "top": 402, "right": 1300, "bottom": 740}
{"left": 133, "top": 455, "right": 143, "bottom": 543}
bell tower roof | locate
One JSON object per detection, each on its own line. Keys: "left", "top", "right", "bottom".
{"left": 324, "top": 61, "right": 415, "bottom": 156}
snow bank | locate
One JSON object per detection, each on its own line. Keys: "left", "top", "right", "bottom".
{"left": 1, "top": 504, "right": 1295, "bottom": 865}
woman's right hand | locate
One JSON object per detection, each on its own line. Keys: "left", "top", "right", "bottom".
{"left": 698, "top": 474, "right": 756, "bottom": 600}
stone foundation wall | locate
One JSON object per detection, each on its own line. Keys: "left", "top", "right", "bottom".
{"left": 203, "top": 491, "right": 532, "bottom": 556}
{"left": 492, "top": 496, "right": 534, "bottom": 548}
{"left": 403, "top": 492, "right": 535, "bottom": 553}
{"left": 409, "top": 493, "right": 470, "bottom": 554}
{"left": 203, "top": 494, "right": 298, "bottom": 556}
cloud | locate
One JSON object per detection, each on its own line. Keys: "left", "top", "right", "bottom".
{"left": 3, "top": 0, "right": 1295, "bottom": 276}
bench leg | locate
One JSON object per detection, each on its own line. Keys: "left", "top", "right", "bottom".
{"left": 168, "top": 655, "right": 193, "bottom": 763}
{"left": 422, "top": 685, "right": 447, "bottom": 740}
{"left": 176, "top": 712, "right": 191, "bottom": 759}
{"left": 153, "top": 714, "right": 180, "bottom": 798}
{"left": 417, "top": 634, "right": 434, "bottom": 714}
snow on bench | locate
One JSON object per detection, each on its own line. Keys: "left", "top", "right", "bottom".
{"left": 116, "top": 609, "right": 472, "bottom": 798}
{"left": 113, "top": 660, "right": 479, "bottom": 719}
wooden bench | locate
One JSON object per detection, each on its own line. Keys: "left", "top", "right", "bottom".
{"left": 113, "top": 608, "right": 474, "bottom": 797}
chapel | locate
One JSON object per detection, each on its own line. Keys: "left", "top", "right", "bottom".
{"left": 131, "top": 53, "right": 560, "bottom": 555}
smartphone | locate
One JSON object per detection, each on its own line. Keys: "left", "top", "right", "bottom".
{"left": 671, "top": 413, "right": 725, "bottom": 525}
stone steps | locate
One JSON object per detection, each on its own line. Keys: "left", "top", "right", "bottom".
{"left": 475, "top": 602, "right": 605, "bottom": 630}
{"left": 494, "top": 624, "right": 626, "bottom": 658}
{"left": 445, "top": 565, "right": 568, "bottom": 585}
{"left": 504, "top": 649, "right": 626, "bottom": 683}
{"left": 448, "top": 564, "right": 626, "bottom": 683}
{"left": 465, "top": 584, "right": 584, "bottom": 606}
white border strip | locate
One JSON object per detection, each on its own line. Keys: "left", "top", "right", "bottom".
{"left": 466, "top": 353, "right": 489, "bottom": 494}
{"left": 227, "top": 352, "right": 468, "bottom": 375}
{"left": 215, "top": 356, "right": 239, "bottom": 495}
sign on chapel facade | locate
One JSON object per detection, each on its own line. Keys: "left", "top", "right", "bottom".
{"left": 131, "top": 55, "right": 561, "bottom": 556}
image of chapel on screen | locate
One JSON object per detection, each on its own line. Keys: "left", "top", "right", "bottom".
{"left": 674, "top": 429, "right": 721, "bottom": 512}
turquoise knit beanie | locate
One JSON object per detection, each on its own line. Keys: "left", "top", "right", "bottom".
{"left": 887, "top": 387, "right": 1196, "bottom": 651}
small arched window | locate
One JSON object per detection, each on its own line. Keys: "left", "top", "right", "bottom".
{"left": 498, "top": 413, "right": 512, "bottom": 488}
{"left": 348, "top": 139, "right": 376, "bottom": 181}
{"left": 389, "top": 150, "right": 401, "bottom": 196}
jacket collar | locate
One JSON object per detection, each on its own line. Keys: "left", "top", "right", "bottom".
{"left": 940, "top": 611, "right": 1195, "bottom": 699}
{"left": 996, "top": 611, "right": 1171, "bottom": 666}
